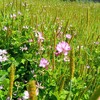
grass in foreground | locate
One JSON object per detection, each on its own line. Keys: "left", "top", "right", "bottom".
{"left": 0, "top": 0, "right": 100, "bottom": 100}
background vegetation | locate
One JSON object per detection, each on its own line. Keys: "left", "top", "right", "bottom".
{"left": 0, "top": 0, "right": 100, "bottom": 100}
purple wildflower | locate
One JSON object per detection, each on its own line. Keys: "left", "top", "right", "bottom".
{"left": 56, "top": 41, "right": 71, "bottom": 56}
{"left": 39, "top": 58, "right": 49, "bottom": 68}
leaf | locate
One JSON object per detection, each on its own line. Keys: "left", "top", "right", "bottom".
{"left": 21, "top": 59, "right": 26, "bottom": 64}
{"left": 0, "top": 74, "right": 7, "bottom": 82}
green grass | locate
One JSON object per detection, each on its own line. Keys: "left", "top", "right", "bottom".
{"left": 0, "top": 0, "right": 100, "bottom": 100}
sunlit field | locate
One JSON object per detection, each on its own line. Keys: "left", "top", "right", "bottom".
{"left": 0, "top": 0, "right": 100, "bottom": 100}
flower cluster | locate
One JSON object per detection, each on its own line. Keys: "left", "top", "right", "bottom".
{"left": 0, "top": 49, "right": 8, "bottom": 62}
{"left": 39, "top": 58, "right": 49, "bottom": 69}
{"left": 56, "top": 41, "right": 71, "bottom": 56}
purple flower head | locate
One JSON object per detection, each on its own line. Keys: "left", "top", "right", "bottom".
{"left": 39, "top": 58, "right": 49, "bottom": 68}
{"left": 66, "top": 34, "right": 72, "bottom": 39}
{"left": 56, "top": 41, "right": 71, "bottom": 56}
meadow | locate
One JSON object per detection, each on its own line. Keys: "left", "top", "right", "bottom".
{"left": 0, "top": 0, "right": 100, "bottom": 100}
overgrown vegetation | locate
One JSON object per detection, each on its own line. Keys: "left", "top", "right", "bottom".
{"left": 0, "top": 0, "right": 100, "bottom": 100}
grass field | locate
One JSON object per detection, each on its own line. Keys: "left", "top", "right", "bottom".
{"left": 0, "top": 0, "right": 100, "bottom": 100}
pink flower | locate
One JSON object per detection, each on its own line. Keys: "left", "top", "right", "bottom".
{"left": 39, "top": 58, "right": 49, "bottom": 68}
{"left": 56, "top": 41, "right": 71, "bottom": 56}
{"left": 38, "top": 32, "right": 44, "bottom": 43}
{"left": 66, "top": 34, "right": 72, "bottom": 39}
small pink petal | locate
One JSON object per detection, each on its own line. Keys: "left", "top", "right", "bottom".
{"left": 66, "top": 34, "right": 72, "bottom": 39}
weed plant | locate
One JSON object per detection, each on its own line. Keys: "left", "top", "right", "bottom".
{"left": 0, "top": 0, "right": 100, "bottom": 100}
